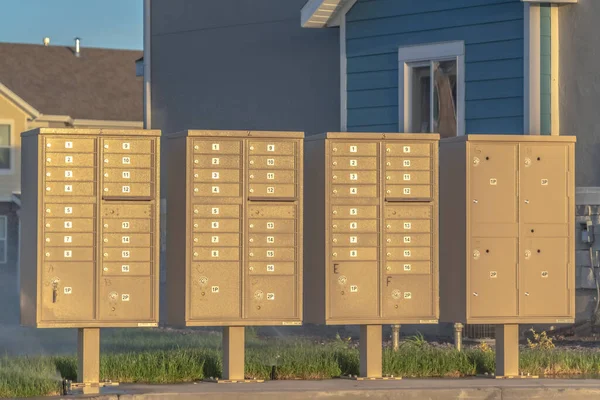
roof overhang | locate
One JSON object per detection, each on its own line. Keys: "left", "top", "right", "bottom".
{"left": 11, "top": 192, "right": 21, "bottom": 207}
{"left": 0, "top": 82, "right": 40, "bottom": 119}
{"left": 521, "top": 0, "right": 577, "bottom": 4}
{"left": 301, "top": 0, "right": 354, "bottom": 28}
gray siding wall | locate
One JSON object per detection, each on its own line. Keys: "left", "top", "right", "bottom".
{"left": 560, "top": 0, "right": 600, "bottom": 187}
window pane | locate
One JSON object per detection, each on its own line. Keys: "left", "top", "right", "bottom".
{"left": 0, "top": 218, "right": 6, "bottom": 240}
{"left": 410, "top": 66, "right": 431, "bottom": 133}
{"left": 0, "top": 148, "right": 10, "bottom": 170}
{"left": 433, "top": 60, "right": 457, "bottom": 138}
{"left": 0, "top": 240, "right": 6, "bottom": 263}
{"left": 0, "top": 125, "right": 10, "bottom": 147}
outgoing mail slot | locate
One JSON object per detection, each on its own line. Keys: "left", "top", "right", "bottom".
{"left": 45, "top": 167, "right": 95, "bottom": 182}
{"left": 332, "top": 219, "right": 377, "bottom": 233}
{"left": 44, "top": 204, "right": 94, "bottom": 218}
{"left": 103, "top": 262, "right": 151, "bottom": 276}
{"left": 246, "top": 276, "right": 296, "bottom": 319}
{"left": 45, "top": 153, "right": 95, "bottom": 167}
{"left": 193, "top": 205, "right": 240, "bottom": 218}
{"left": 103, "top": 233, "right": 151, "bottom": 247}
{"left": 99, "top": 276, "right": 153, "bottom": 321}
{"left": 102, "top": 204, "right": 152, "bottom": 218}
{"left": 247, "top": 205, "right": 296, "bottom": 219}
{"left": 193, "top": 169, "right": 241, "bottom": 183}
{"left": 331, "top": 157, "right": 378, "bottom": 170}
{"left": 332, "top": 170, "right": 378, "bottom": 185}
{"left": 385, "top": 185, "right": 431, "bottom": 200}
{"left": 385, "top": 233, "right": 431, "bottom": 247}
{"left": 248, "top": 156, "right": 295, "bottom": 170}
{"left": 385, "top": 220, "right": 431, "bottom": 233}
{"left": 385, "top": 205, "right": 432, "bottom": 219}
{"left": 385, "top": 143, "right": 432, "bottom": 157}
{"left": 385, "top": 157, "right": 431, "bottom": 171}
{"left": 385, "top": 171, "right": 431, "bottom": 185}
{"left": 385, "top": 261, "right": 432, "bottom": 275}
{"left": 41, "top": 262, "right": 94, "bottom": 322}
{"left": 249, "top": 262, "right": 295, "bottom": 276}
{"left": 332, "top": 247, "right": 378, "bottom": 261}
{"left": 249, "top": 170, "right": 295, "bottom": 183}
{"left": 194, "top": 233, "right": 240, "bottom": 247}
{"left": 103, "top": 168, "right": 152, "bottom": 183}
{"left": 331, "top": 142, "right": 378, "bottom": 156}
{"left": 193, "top": 247, "right": 240, "bottom": 261}
{"left": 193, "top": 183, "right": 240, "bottom": 197}
{"left": 194, "top": 155, "right": 241, "bottom": 169}
{"left": 44, "top": 247, "right": 95, "bottom": 261}
{"left": 45, "top": 233, "right": 94, "bottom": 247}
{"left": 248, "top": 234, "right": 295, "bottom": 247}
{"left": 103, "top": 139, "right": 153, "bottom": 154}
{"left": 193, "top": 218, "right": 240, "bottom": 233}
{"left": 44, "top": 218, "right": 94, "bottom": 233}
{"left": 190, "top": 262, "right": 240, "bottom": 320}
{"left": 331, "top": 206, "right": 378, "bottom": 219}
{"left": 45, "top": 138, "right": 96, "bottom": 153}
{"left": 45, "top": 182, "right": 95, "bottom": 196}
{"left": 248, "top": 219, "right": 295, "bottom": 233}
{"left": 193, "top": 140, "right": 241, "bottom": 154}
{"left": 103, "top": 154, "right": 152, "bottom": 168}
{"left": 382, "top": 275, "right": 433, "bottom": 318}
{"left": 103, "top": 183, "right": 152, "bottom": 198}
{"left": 249, "top": 247, "right": 295, "bottom": 262}
{"left": 103, "top": 248, "right": 151, "bottom": 262}
{"left": 331, "top": 185, "right": 378, "bottom": 198}
{"left": 386, "top": 247, "right": 431, "bottom": 261}
{"left": 249, "top": 141, "right": 295, "bottom": 155}
{"left": 331, "top": 233, "right": 378, "bottom": 247}
{"left": 102, "top": 218, "right": 151, "bottom": 233}
{"left": 249, "top": 184, "right": 295, "bottom": 199}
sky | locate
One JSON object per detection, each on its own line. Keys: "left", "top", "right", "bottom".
{"left": 0, "top": 0, "right": 143, "bottom": 50}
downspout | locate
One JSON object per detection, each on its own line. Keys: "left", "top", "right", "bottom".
{"left": 143, "top": 0, "right": 152, "bottom": 129}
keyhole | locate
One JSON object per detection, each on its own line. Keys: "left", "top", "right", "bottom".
{"left": 485, "top": 157, "right": 489, "bottom": 160}
{"left": 531, "top": 229, "right": 535, "bottom": 233}
{"left": 537, "top": 157, "right": 541, "bottom": 161}
{"left": 537, "top": 249, "right": 541, "bottom": 253}
{"left": 486, "top": 249, "right": 490, "bottom": 254}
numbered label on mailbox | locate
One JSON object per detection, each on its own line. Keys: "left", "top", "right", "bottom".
{"left": 65, "top": 141, "right": 73, "bottom": 149}
{"left": 122, "top": 142, "right": 131, "bottom": 150}
{"left": 267, "top": 144, "right": 275, "bottom": 152}
{"left": 64, "top": 287, "right": 73, "bottom": 294}
{"left": 122, "top": 157, "right": 131, "bottom": 165}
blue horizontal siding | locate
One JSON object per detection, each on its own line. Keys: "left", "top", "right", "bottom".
{"left": 345, "top": 0, "right": 524, "bottom": 134}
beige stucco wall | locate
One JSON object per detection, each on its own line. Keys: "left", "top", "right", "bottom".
{"left": 0, "top": 94, "right": 27, "bottom": 201}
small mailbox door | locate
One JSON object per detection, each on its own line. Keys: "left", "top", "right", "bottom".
{"left": 98, "top": 277, "right": 152, "bottom": 321}
{"left": 41, "top": 262, "right": 94, "bottom": 322}
{"left": 329, "top": 262, "right": 378, "bottom": 320}
{"left": 245, "top": 276, "right": 296, "bottom": 319}
{"left": 382, "top": 275, "right": 433, "bottom": 318}
{"left": 190, "top": 262, "right": 240, "bottom": 320}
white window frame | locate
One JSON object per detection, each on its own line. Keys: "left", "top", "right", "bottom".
{"left": 398, "top": 41, "right": 466, "bottom": 136}
{"left": 0, "top": 215, "right": 8, "bottom": 264}
{"left": 0, "top": 119, "right": 14, "bottom": 175}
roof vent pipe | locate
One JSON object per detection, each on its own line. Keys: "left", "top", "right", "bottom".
{"left": 43, "top": 37, "right": 50, "bottom": 46}
{"left": 74, "top": 37, "right": 81, "bottom": 57}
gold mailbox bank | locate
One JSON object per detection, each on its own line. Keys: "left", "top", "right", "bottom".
{"left": 20, "top": 128, "right": 161, "bottom": 392}
{"left": 440, "top": 135, "right": 575, "bottom": 378}
{"left": 304, "top": 132, "right": 440, "bottom": 379}
{"left": 166, "top": 130, "right": 303, "bottom": 382}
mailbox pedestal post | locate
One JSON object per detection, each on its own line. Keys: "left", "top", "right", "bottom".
{"left": 77, "top": 328, "right": 100, "bottom": 394}
{"left": 359, "top": 325, "right": 382, "bottom": 378}
{"left": 495, "top": 324, "right": 519, "bottom": 378}
{"left": 222, "top": 327, "right": 245, "bottom": 381}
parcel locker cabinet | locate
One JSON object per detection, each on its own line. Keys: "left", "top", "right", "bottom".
{"left": 304, "top": 133, "right": 440, "bottom": 325}
{"left": 166, "top": 130, "right": 303, "bottom": 326}
{"left": 20, "top": 128, "right": 161, "bottom": 328}
{"left": 439, "top": 135, "right": 576, "bottom": 325}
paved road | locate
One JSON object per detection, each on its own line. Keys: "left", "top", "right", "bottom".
{"left": 25, "top": 377, "right": 600, "bottom": 400}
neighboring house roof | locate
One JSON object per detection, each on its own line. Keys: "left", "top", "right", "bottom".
{"left": 0, "top": 42, "right": 142, "bottom": 122}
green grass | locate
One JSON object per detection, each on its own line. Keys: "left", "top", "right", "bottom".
{"left": 3, "top": 329, "right": 600, "bottom": 398}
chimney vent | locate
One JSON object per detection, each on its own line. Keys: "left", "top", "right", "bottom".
{"left": 74, "top": 37, "right": 81, "bottom": 57}
{"left": 43, "top": 37, "right": 50, "bottom": 46}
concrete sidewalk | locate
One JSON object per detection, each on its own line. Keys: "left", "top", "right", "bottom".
{"left": 29, "top": 377, "right": 600, "bottom": 400}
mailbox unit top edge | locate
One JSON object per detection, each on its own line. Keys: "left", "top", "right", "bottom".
{"left": 21, "top": 128, "right": 161, "bottom": 138}
{"left": 167, "top": 130, "right": 305, "bottom": 139}
{"left": 441, "top": 134, "right": 576, "bottom": 144}
{"left": 305, "top": 132, "right": 441, "bottom": 142}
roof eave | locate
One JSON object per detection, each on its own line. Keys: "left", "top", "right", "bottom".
{"left": 0, "top": 82, "right": 40, "bottom": 119}
{"left": 301, "top": 0, "right": 350, "bottom": 28}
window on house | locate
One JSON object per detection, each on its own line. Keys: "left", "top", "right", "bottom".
{"left": 399, "top": 42, "right": 465, "bottom": 138}
{"left": 0, "top": 216, "right": 7, "bottom": 264}
{"left": 0, "top": 125, "right": 11, "bottom": 170}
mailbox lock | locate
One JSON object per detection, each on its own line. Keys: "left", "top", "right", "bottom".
{"left": 250, "top": 253, "right": 254, "bottom": 257}
{"left": 473, "top": 157, "right": 480, "bottom": 166}
{"left": 257, "top": 306, "right": 261, "bottom": 310}
{"left": 333, "top": 239, "right": 338, "bottom": 243}
{"left": 524, "top": 157, "right": 532, "bottom": 167}
{"left": 194, "top": 224, "right": 198, "bottom": 228}
{"left": 193, "top": 252, "right": 198, "bottom": 257}
{"left": 201, "top": 292, "right": 205, "bottom": 296}
{"left": 387, "top": 190, "right": 391, "bottom": 194}
{"left": 104, "top": 188, "right": 109, "bottom": 192}
{"left": 194, "top": 159, "right": 199, "bottom": 164}
{"left": 104, "top": 173, "right": 109, "bottom": 177}
{"left": 386, "top": 148, "right": 391, "bottom": 153}
{"left": 333, "top": 190, "right": 338, "bottom": 194}
{"left": 525, "top": 250, "right": 531, "bottom": 259}
{"left": 45, "top": 238, "right": 50, "bottom": 242}
{"left": 525, "top": 200, "right": 530, "bottom": 204}
{"left": 249, "top": 267, "right": 254, "bottom": 272}
{"left": 386, "top": 162, "right": 391, "bottom": 166}
{"left": 333, "top": 225, "right": 338, "bottom": 229}
{"left": 250, "top": 160, "right": 255, "bottom": 165}
{"left": 250, "top": 146, "right": 254, "bottom": 150}
{"left": 525, "top": 292, "right": 530, "bottom": 296}
{"left": 473, "top": 292, "right": 478, "bottom": 297}
{"left": 386, "top": 176, "right": 391, "bottom": 180}
{"left": 387, "top": 239, "right": 391, "bottom": 243}
{"left": 332, "top": 252, "right": 338, "bottom": 257}
{"left": 386, "top": 266, "right": 391, "bottom": 271}
{"left": 250, "top": 175, "right": 254, "bottom": 179}
{"left": 250, "top": 224, "right": 254, "bottom": 228}
{"left": 45, "top": 208, "right": 51, "bottom": 213}
{"left": 194, "top": 238, "right": 198, "bottom": 243}
{"left": 250, "top": 189, "right": 254, "bottom": 193}
{"left": 47, "top": 143, "right": 51, "bottom": 147}
{"left": 194, "top": 209, "right": 199, "bottom": 214}
{"left": 332, "top": 161, "right": 338, "bottom": 166}
{"left": 473, "top": 200, "right": 478, "bottom": 204}
{"left": 45, "top": 252, "right": 50, "bottom": 257}
{"left": 103, "top": 267, "right": 108, "bottom": 272}
{"left": 249, "top": 238, "right": 254, "bottom": 243}
{"left": 333, "top": 175, "right": 337, "bottom": 180}
{"left": 194, "top": 188, "right": 199, "bottom": 193}
{"left": 104, "top": 224, "right": 108, "bottom": 228}
{"left": 395, "top": 305, "right": 399, "bottom": 309}
{"left": 104, "top": 238, "right": 108, "bottom": 243}
{"left": 104, "top": 159, "right": 108, "bottom": 163}
{"left": 333, "top": 210, "right": 338, "bottom": 215}
{"left": 386, "top": 225, "right": 391, "bottom": 229}
{"left": 387, "top": 252, "right": 392, "bottom": 257}
{"left": 45, "top": 223, "right": 50, "bottom": 228}
{"left": 473, "top": 250, "right": 480, "bottom": 259}
{"left": 194, "top": 145, "right": 199, "bottom": 150}
{"left": 104, "top": 144, "right": 109, "bottom": 149}
{"left": 333, "top": 148, "right": 338, "bottom": 152}
{"left": 46, "top": 158, "right": 51, "bottom": 162}
{"left": 103, "top": 253, "right": 108, "bottom": 257}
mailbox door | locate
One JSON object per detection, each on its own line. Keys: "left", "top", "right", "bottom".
{"left": 520, "top": 238, "right": 569, "bottom": 317}
{"left": 331, "top": 170, "right": 378, "bottom": 185}
{"left": 44, "top": 204, "right": 94, "bottom": 218}
{"left": 194, "top": 233, "right": 240, "bottom": 247}
{"left": 45, "top": 153, "right": 95, "bottom": 167}
{"left": 469, "top": 143, "right": 517, "bottom": 224}
{"left": 332, "top": 247, "right": 378, "bottom": 262}
{"left": 385, "top": 261, "right": 431, "bottom": 275}
{"left": 193, "top": 205, "right": 240, "bottom": 218}
{"left": 193, "top": 169, "right": 241, "bottom": 183}
{"left": 331, "top": 205, "right": 378, "bottom": 219}
{"left": 385, "top": 157, "right": 431, "bottom": 171}
{"left": 45, "top": 182, "right": 95, "bottom": 197}
{"left": 246, "top": 276, "right": 296, "bottom": 319}
{"left": 103, "top": 233, "right": 151, "bottom": 247}
{"left": 103, "top": 139, "right": 153, "bottom": 154}
{"left": 248, "top": 141, "right": 296, "bottom": 155}
{"left": 102, "top": 204, "right": 152, "bottom": 218}
{"left": 330, "top": 142, "right": 378, "bottom": 156}
{"left": 331, "top": 156, "right": 378, "bottom": 171}
{"left": 45, "top": 137, "right": 95, "bottom": 153}
{"left": 332, "top": 219, "right": 378, "bottom": 233}
{"left": 469, "top": 237, "right": 518, "bottom": 318}
{"left": 103, "top": 154, "right": 152, "bottom": 168}
{"left": 248, "top": 184, "right": 295, "bottom": 199}
{"left": 383, "top": 275, "right": 433, "bottom": 318}
{"left": 331, "top": 185, "right": 378, "bottom": 198}
{"left": 194, "top": 155, "right": 241, "bottom": 169}
{"left": 103, "top": 183, "right": 152, "bottom": 198}
{"left": 329, "top": 262, "right": 378, "bottom": 319}
{"left": 193, "top": 140, "right": 241, "bottom": 154}
{"left": 103, "top": 262, "right": 151, "bottom": 276}
{"left": 193, "top": 183, "right": 240, "bottom": 198}
{"left": 104, "top": 168, "right": 152, "bottom": 183}
{"left": 332, "top": 233, "right": 378, "bottom": 247}
{"left": 45, "top": 167, "right": 95, "bottom": 182}
{"left": 45, "top": 233, "right": 94, "bottom": 247}
{"left": 98, "top": 277, "right": 153, "bottom": 321}
{"left": 249, "top": 156, "right": 295, "bottom": 170}
{"left": 41, "top": 262, "right": 94, "bottom": 322}
{"left": 385, "top": 143, "right": 431, "bottom": 157}
{"left": 519, "top": 144, "right": 569, "bottom": 225}
{"left": 190, "top": 262, "right": 241, "bottom": 320}
{"left": 249, "top": 262, "right": 295, "bottom": 276}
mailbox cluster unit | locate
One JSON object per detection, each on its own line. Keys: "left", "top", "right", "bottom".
{"left": 20, "top": 128, "right": 161, "bottom": 328}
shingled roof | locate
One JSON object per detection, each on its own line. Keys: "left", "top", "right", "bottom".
{"left": 0, "top": 42, "right": 142, "bottom": 122}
